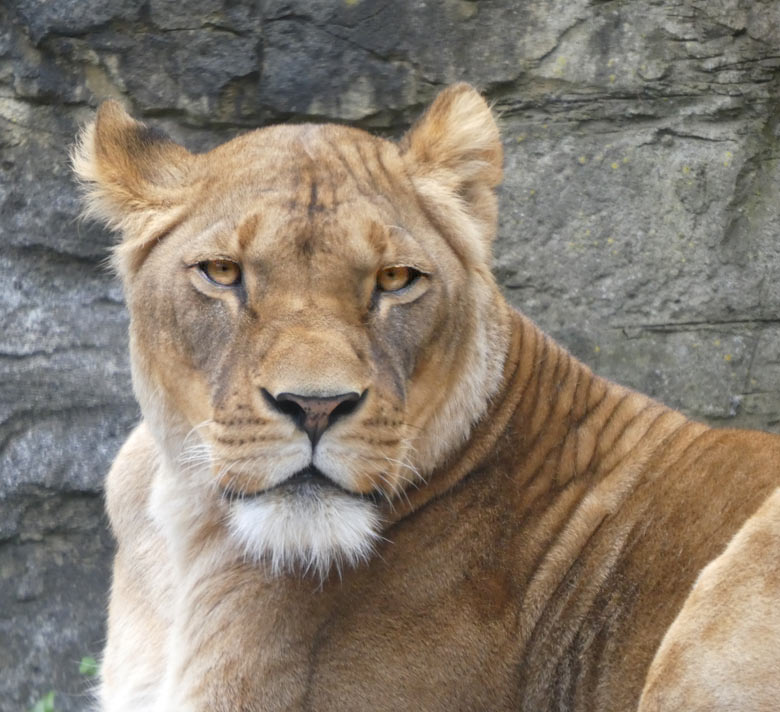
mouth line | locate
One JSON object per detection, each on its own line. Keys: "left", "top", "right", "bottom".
{"left": 221, "top": 465, "right": 370, "bottom": 502}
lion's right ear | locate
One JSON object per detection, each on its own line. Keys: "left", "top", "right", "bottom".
{"left": 72, "top": 101, "right": 193, "bottom": 273}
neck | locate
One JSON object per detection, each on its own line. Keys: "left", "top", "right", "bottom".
{"left": 387, "top": 309, "right": 689, "bottom": 524}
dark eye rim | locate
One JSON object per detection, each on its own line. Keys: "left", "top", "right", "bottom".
{"left": 196, "top": 259, "right": 242, "bottom": 287}
{"left": 375, "top": 266, "right": 425, "bottom": 294}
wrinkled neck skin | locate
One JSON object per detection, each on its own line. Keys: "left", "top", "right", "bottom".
{"left": 390, "top": 304, "right": 693, "bottom": 529}
{"left": 130, "top": 276, "right": 513, "bottom": 578}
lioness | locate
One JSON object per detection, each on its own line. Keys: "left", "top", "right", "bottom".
{"left": 74, "top": 84, "right": 780, "bottom": 712}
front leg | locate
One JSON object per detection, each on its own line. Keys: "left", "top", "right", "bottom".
{"left": 100, "top": 425, "right": 175, "bottom": 712}
{"left": 100, "top": 547, "right": 173, "bottom": 712}
{"left": 154, "top": 559, "right": 319, "bottom": 712}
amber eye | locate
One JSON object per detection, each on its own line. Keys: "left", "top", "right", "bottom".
{"left": 376, "top": 265, "right": 419, "bottom": 292}
{"left": 199, "top": 259, "right": 241, "bottom": 286}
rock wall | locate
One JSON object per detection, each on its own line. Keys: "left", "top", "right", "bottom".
{"left": 1, "top": 1, "right": 778, "bottom": 709}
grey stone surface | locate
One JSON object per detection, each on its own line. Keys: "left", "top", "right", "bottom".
{"left": 0, "top": 0, "right": 778, "bottom": 709}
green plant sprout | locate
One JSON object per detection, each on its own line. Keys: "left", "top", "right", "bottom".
{"left": 29, "top": 691, "right": 55, "bottom": 712}
{"left": 28, "top": 655, "right": 99, "bottom": 711}
{"left": 79, "top": 656, "right": 99, "bottom": 677}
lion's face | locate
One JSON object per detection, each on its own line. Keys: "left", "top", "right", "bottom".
{"left": 135, "top": 125, "right": 464, "bottom": 501}
{"left": 74, "top": 85, "right": 509, "bottom": 578}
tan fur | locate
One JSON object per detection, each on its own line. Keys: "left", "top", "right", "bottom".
{"left": 74, "top": 85, "right": 780, "bottom": 712}
{"left": 638, "top": 486, "right": 780, "bottom": 711}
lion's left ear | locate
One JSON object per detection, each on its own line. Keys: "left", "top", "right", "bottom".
{"left": 400, "top": 83, "right": 502, "bottom": 264}
{"left": 72, "top": 100, "right": 194, "bottom": 274}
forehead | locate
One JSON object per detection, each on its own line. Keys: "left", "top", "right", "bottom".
{"left": 187, "top": 123, "right": 425, "bottom": 265}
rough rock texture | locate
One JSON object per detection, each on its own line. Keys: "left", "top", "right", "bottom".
{"left": 0, "top": 1, "right": 778, "bottom": 709}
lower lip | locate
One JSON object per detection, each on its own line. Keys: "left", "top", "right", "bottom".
{"left": 223, "top": 466, "right": 342, "bottom": 501}
{"left": 285, "top": 466, "right": 334, "bottom": 489}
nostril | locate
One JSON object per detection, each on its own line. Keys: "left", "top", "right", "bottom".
{"left": 278, "top": 398, "right": 306, "bottom": 420}
{"left": 261, "top": 388, "right": 305, "bottom": 426}
{"left": 329, "top": 391, "right": 363, "bottom": 425}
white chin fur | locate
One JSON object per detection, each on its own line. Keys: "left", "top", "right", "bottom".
{"left": 227, "top": 485, "right": 381, "bottom": 582}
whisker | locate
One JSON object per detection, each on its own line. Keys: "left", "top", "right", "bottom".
{"left": 372, "top": 473, "right": 399, "bottom": 513}
{"left": 346, "top": 453, "right": 400, "bottom": 512}
{"left": 386, "top": 453, "right": 427, "bottom": 486}
{"left": 182, "top": 419, "right": 214, "bottom": 446}
{"left": 400, "top": 421, "right": 425, "bottom": 432}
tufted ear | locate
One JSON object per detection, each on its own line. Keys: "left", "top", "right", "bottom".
{"left": 400, "top": 83, "right": 502, "bottom": 265}
{"left": 72, "top": 100, "right": 194, "bottom": 273}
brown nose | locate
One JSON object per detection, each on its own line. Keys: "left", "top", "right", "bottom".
{"left": 263, "top": 390, "right": 364, "bottom": 446}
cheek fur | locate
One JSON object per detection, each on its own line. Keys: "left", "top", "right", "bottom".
{"left": 370, "top": 287, "right": 439, "bottom": 386}
{"left": 172, "top": 289, "right": 238, "bottom": 373}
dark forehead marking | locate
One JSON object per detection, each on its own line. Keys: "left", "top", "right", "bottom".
{"left": 307, "top": 180, "right": 325, "bottom": 218}
{"left": 265, "top": 130, "right": 403, "bottom": 258}
{"left": 297, "top": 224, "right": 315, "bottom": 257}
{"left": 353, "top": 140, "right": 384, "bottom": 196}
{"left": 237, "top": 213, "right": 260, "bottom": 251}
{"left": 367, "top": 222, "right": 388, "bottom": 253}
{"left": 297, "top": 169, "right": 327, "bottom": 257}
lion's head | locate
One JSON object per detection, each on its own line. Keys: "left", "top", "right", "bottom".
{"left": 74, "top": 84, "right": 511, "bottom": 579}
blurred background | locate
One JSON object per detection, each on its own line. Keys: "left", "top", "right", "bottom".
{"left": 1, "top": 0, "right": 778, "bottom": 709}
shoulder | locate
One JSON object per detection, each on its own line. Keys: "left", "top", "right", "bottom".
{"left": 639, "top": 487, "right": 780, "bottom": 711}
